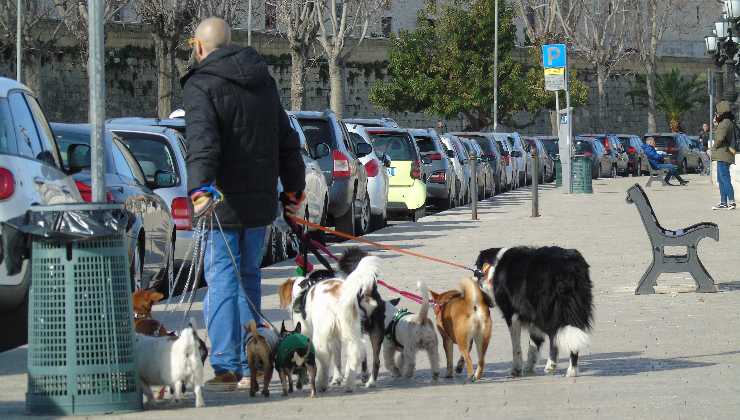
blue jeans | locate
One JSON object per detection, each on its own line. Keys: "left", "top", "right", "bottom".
{"left": 203, "top": 226, "right": 267, "bottom": 376}
{"left": 717, "top": 161, "right": 735, "bottom": 204}
{"left": 654, "top": 163, "right": 682, "bottom": 183}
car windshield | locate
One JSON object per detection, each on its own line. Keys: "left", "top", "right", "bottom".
{"left": 648, "top": 136, "right": 676, "bottom": 148}
{"left": 542, "top": 139, "right": 558, "bottom": 155}
{"left": 507, "top": 137, "right": 515, "bottom": 149}
{"left": 116, "top": 132, "right": 177, "bottom": 183}
{"left": 618, "top": 137, "right": 631, "bottom": 148}
{"left": 461, "top": 140, "right": 476, "bottom": 156}
{"left": 415, "top": 136, "right": 437, "bottom": 154}
{"left": 297, "top": 118, "right": 337, "bottom": 149}
{"left": 494, "top": 140, "right": 506, "bottom": 154}
{"left": 369, "top": 133, "right": 417, "bottom": 161}
{"left": 467, "top": 136, "right": 494, "bottom": 154}
{"left": 0, "top": 100, "right": 15, "bottom": 154}
{"left": 574, "top": 139, "right": 592, "bottom": 154}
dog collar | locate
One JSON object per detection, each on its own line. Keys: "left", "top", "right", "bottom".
{"left": 134, "top": 313, "right": 149, "bottom": 320}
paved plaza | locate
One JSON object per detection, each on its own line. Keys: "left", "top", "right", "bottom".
{"left": 2, "top": 175, "right": 739, "bottom": 419}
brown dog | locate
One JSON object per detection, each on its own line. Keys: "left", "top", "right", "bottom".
{"left": 430, "top": 278, "right": 492, "bottom": 381}
{"left": 245, "top": 320, "right": 278, "bottom": 398}
{"left": 132, "top": 289, "right": 173, "bottom": 337}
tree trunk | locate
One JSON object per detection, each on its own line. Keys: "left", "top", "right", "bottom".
{"left": 154, "top": 35, "right": 175, "bottom": 119}
{"left": 596, "top": 64, "right": 607, "bottom": 132}
{"left": 328, "top": 56, "right": 344, "bottom": 119}
{"left": 644, "top": 59, "right": 658, "bottom": 133}
{"left": 290, "top": 49, "right": 306, "bottom": 111}
{"left": 23, "top": 53, "right": 43, "bottom": 105}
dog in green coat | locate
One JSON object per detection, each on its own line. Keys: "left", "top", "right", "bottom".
{"left": 276, "top": 321, "right": 317, "bottom": 397}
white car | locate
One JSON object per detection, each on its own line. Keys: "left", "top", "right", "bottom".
{"left": 345, "top": 124, "right": 390, "bottom": 230}
{"left": 440, "top": 134, "right": 473, "bottom": 205}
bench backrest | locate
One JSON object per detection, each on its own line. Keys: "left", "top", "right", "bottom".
{"left": 627, "top": 184, "right": 669, "bottom": 238}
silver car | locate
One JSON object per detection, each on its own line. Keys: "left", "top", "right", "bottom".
{"left": 345, "top": 124, "right": 390, "bottom": 230}
{"left": 440, "top": 134, "right": 473, "bottom": 204}
{"left": 0, "top": 77, "right": 82, "bottom": 315}
{"left": 410, "top": 128, "right": 459, "bottom": 210}
{"left": 492, "top": 133, "right": 522, "bottom": 190}
{"left": 458, "top": 136, "right": 495, "bottom": 200}
{"left": 343, "top": 117, "right": 400, "bottom": 128}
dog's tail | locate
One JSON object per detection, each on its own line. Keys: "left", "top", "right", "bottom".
{"left": 338, "top": 247, "right": 369, "bottom": 276}
{"left": 416, "top": 281, "right": 430, "bottom": 323}
{"left": 460, "top": 277, "right": 482, "bottom": 314}
{"left": 278, "top": 278, "right": 298, "bottom": 309}
{"left": 247, "top": 319, "right": 260, "bottom": 338}
{"left": 339, "top": 256, "right": 381, "bottom": 308}
{"left": 555, "top": 326, "right": 591, "bottom": 355}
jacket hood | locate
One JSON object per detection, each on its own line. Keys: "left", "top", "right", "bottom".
{"left": 717, "top": 100, "right": 732, "bottom": 115}
{"left": 180, "top": 45, "right": 270, "bottom": 88}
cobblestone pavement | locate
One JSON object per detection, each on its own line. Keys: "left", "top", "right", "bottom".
{"left": 2, "top": 175, "right": 739, "bottom": 419}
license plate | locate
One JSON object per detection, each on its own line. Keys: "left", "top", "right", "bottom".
{"left": 386, "top": 167, "right": 396, "bottom": 176}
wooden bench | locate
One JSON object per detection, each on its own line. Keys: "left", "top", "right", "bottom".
{"left": 646, "top": 167, "right": 669, "bottom": 187}
{"left": 626, "top": 184, "right": 719, "bottom": 294}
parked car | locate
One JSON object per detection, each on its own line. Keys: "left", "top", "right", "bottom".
{"left": 291, "top": 111, "right": 370, "bottom": 235}
{"left": 500, "top": 132, "right": 529, "bottom": 185}
{"left": 343, "top": 117, "right": 399, "bottom": 128}
{"left": 51, "top": 123, "right": 176, "bottom": 291}
{"left": 0, "top": 78, "right": 83, "bottom": 322}
{"left": 584, "top": 134, "right": 629, "bottom": 177}
{"left": 492, "top": 134, "right": 522, "bottom": 190}
{"left": 440, "top": 134, "right": 474, "bottom": 204}
{"left": 346, "top": 123, "right": 390, "bottom": 229}
{"left": 573, "top": 136, "right": 602, "bottom": 179}
{"left": 365, "top": 128, "right": 427, "bottom": 221}
{"left": 108, "top": 117, "right": 186, "bottom": 136}
{"left": 523, "top": 137, "right": 556, "bottom": 183}
{"left": 458, "top": 136, "right": 494, "bottom": 199}
{"left": 410, "top": 128, "right": 459, "bottom": 209}
{"left": 643, "top": 132, "right": 702, "bottom": 174}
{"left": 457, "top": 132, "right": 507, "bottom": 194}
{"left": 616, "top": 134, "right": 650, "bottom": 176}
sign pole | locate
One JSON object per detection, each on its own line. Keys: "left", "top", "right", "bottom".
{"left": 493, "top": 0, "right": 499, "bottom": 131}
{"left": 543, "top": 43, "right": 570, "bottom": 194}
{"left": 89, "top": 0, "right": 106, "bottom": 203}
{"left": 565, "top": 70, "right": 572, "bottom": 194}
{"left": 16, "top": 0, "right": 21, "bottom": 82}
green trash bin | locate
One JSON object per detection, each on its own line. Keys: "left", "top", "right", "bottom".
{"left": 555, "top": 158, "right": 562, "bottom": 187}
{"left": 24, "top": 204, "right": 142, "bottom": 416}
{"left": 571, "top": 156, "right": 593, "bottom": 194}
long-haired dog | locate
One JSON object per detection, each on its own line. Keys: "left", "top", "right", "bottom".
{"left": 134, "top": 320, "right": 205, "bottom": 408}
{"left": 430, "top": 278, "right": 492, "bottom": 381}
{"left": 244, "top": 320, "right": 279, "bottom": 398}
{"left": 306, "top": 255, "right": 381, "bottom": 392}
{"left": 278, "top": 248, "right": 387, "bottom": 388}
{"left": 476, "top": 247, "right": 593, "bottom": 377}
{"left": 382, "top": 281, "right": 439, "bottom": 380}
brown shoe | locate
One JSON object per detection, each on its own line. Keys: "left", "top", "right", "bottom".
{"left": 205, "top": 372, "right": 239, "bottom": 392}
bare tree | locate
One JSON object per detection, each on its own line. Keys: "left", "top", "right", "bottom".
{"left": 314, "top": 0, "right": 386, "bottom": 118}
{"left": 630, "top": 0, "right": 688, "bottom": 132}
{"left": 0, "top": 0, "right": 63, "bottom": 99}
{"left": 195, "top": 0, "right": 243, "bottom": 26}
{"left": 515, "top": 0, "right": 580, "bottom": 45}
{"left": 557, "top": 0, "right": 632, "bottom": 130}
{"left": 53, "top": 0, "right": 128, "bottom": 50}
{"left": 136, "top": 0, "right": 198, "bottom": 118}
{"left": 275, "top": 0, "right": 320, "bottom": 110}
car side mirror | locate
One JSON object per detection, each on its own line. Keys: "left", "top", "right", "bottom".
{"left": 511, "top": 150, "right": 522, "bottom": 158}
{"left": 152, "top": 170, "right": 177, "bottom": 189}
{"left": 356, "top": 142, "right": 373, "bottom": 158}
{"left": 313, "top": 143, "right": 331, "bottom": 159}
{"left": 67, "top": 143, "right": 91, "bottom": 173}
{"left": 445, "top": 150, "right": 455, "bottom": 159}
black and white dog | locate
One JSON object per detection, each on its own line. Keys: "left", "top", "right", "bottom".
{"left": 476, "top": 247, "right": 593, "bottom": 377}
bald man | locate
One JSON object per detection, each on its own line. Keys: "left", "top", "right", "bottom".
{"left": 181, "top": 17, "right": 305, "bottom": 391}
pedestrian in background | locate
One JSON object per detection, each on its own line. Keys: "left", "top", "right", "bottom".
{"left": 698, "top": 122, "right": 711, "bottom": 150}
{"left": 698, "top": 122, "right": 712, "bottom": 176}
{"left": 711, "top": 101, "right": 736, "bottom": 210}
{"left": 182, "top": 17, "right": 306, "bottom": 390}
{"left": 642, "top": 137, "right": 689, "bottom": 186}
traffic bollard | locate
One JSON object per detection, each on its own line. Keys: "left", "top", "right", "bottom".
{"left": 532, "top": 149, "right": 540, "bottom": 217}
{"left": 471, "top": 158, "right": 478, "bottom": 220}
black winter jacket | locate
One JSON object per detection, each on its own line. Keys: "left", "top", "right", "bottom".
{"left": 181, "top": 46, "right": 305, "bottom": 229}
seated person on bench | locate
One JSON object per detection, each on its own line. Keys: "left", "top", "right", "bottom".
{"left": 642, "top": 137, "right": 689, "bottom": 186}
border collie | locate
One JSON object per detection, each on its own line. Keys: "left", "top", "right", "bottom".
{"left": 476, "top": 247, "right": 593, "bottom": 377}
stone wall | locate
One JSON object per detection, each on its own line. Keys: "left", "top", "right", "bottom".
{"left": 0, "top": 23, "right": 713, "bottom": 135}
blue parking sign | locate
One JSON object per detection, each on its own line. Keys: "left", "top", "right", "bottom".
{"left": 542, "top": 44, "right": 567, "bottom": 69}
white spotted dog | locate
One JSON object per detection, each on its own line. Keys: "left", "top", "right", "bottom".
{"left": 382, "top": 281, "right": 440, "bottom": 381}
{"left": 476, "top": 247, "right": 593, "bottom": 378}
{"left": 305, "top": 256, "right": 381, "bottom": 392}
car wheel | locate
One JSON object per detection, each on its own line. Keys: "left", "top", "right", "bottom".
{"left": 0, "top": 291, "right": 28, "bottom": 351}
{"left": 335, "top": 191, "right": 356, "bottom": 235}
{"left": 410, "top": 206, "right": 425, "bottom": 222}
{"left": 355, "top": 193, "right": 371, "bottom": 235}
{"left": 130, "top": 239, "right": 144, "bottom": 291}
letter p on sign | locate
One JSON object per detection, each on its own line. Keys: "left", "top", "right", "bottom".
{"left": 542, "top": 44, "right": 567, "bottom": 69}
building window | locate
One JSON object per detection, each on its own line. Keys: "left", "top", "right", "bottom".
{"left": 265, "top": 1, "right": 277, "bottom": 30}
{"left": 381, "top": 17, "right": 392, "bottom": 37}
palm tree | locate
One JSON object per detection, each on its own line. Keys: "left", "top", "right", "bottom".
{"left": 628, "top": 68, "right": 705, "bottom": 132}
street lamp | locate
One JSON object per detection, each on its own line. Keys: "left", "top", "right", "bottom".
{"left": 726, "top": 0, "right": 740, "bottom": 19}
{"left": 706, "top": 32, "right": 718, "bottom": 54}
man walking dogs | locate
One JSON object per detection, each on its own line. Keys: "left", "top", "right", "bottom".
{"left": 182, "top": 17, "right": 306, "bottom": 390}
{"left": 711, "top": 101, "right": 736, "bottom": 210}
